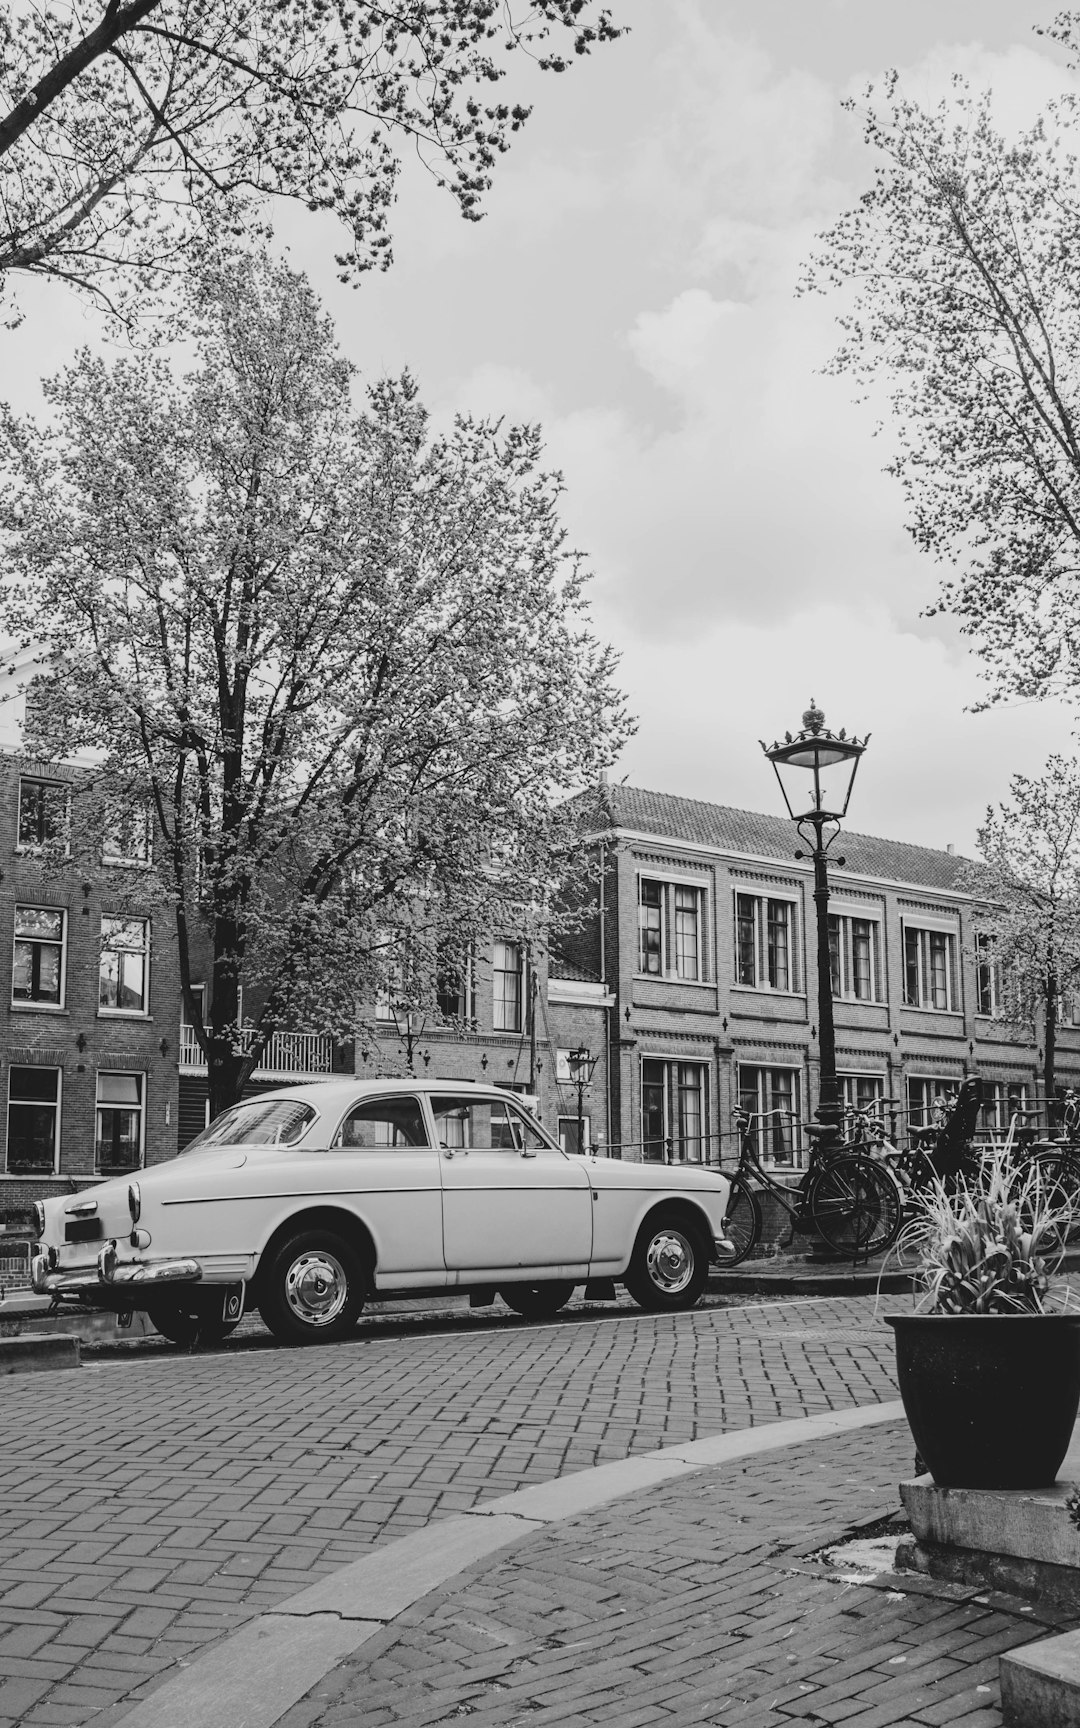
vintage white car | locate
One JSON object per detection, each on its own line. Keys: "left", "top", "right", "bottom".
{"left": 30, "top": 1078, "right": 733, "bottom": 1345}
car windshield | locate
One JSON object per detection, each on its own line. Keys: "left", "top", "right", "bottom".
{"left": 183, "top": 1098, "right": 317, "bottom": 1151}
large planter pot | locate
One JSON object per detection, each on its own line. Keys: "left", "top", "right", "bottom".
{"left": 886, "top": 1313, "right": 1080, "bottom": 1489}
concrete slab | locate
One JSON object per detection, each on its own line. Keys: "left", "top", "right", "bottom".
{"left": 474, "top": 1451, "right": 700, "bottom": 1521}
{"left": 278, "top": 1512, "right": 538, "bottom": 1620}
{"left": 1001, "top": 1628, "right": 1080, "bottom": 1728}
{"left": 108, "top": 1611, "right": 380, "bottom": 1728}
{"left": 0, "top": 1334, "right": 80, "bottom": 1373}
{"left": 901, "top": 1431, "right": 1080, "bottom": 1570}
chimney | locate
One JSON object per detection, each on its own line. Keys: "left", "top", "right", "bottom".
{"left": 946, "top": 843, "right": 955, "bottom": 856}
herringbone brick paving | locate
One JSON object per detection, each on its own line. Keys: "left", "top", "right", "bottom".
{"left": 275, "top": 1422, "right": 1073, "bottom": 1728}
{"left": 0, "top": 1293, "right": 1014, "bottom": 1726}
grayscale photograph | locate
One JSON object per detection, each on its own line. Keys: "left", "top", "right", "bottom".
{"left": 2, "top": 3, "right": 1080, "bottom": 1725}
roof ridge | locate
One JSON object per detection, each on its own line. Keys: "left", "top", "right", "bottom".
{"left": 607, "top": 783, "right": 971, "bottom": 865}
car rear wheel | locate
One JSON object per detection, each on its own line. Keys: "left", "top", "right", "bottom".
{"left": 500, "top": 1281, "right": 576, "bottom": 1319}
{"left": 257, "top": 1231, "right": 365, "bottom": 1344}
{"left": 147, "top": 1306, "right": 239, "bottom": 1347}
{"left": 624, "top": 1212, "right": 709, "bottom": 1312}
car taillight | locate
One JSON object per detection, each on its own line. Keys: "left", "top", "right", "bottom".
{"left": 128, "top": 1182, "right": 141, "bottom": 1225}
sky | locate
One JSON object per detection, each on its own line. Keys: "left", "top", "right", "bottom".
{"left": 4, "top": 0, "right": 1080, "bottom": 857}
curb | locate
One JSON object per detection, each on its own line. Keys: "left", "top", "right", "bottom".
{"left": 105, "top": 1400, "right": 906, "bottom": 1728}
{"left": 0, "top": 1333, "right": 80, "bottom": 1373}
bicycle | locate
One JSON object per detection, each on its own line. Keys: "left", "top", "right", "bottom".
{"left": 715, "top": 1107, "right": 905, "bottom": 1268}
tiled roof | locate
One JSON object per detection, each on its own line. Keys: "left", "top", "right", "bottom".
{"left": 600, "top": 785, "right": 971, "bottom": 894}
{"left": 548, "top": 955, "right": 603, "bottom": 984}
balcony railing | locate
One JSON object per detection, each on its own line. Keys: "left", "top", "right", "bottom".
{"left": 179, "top": 1025, "right": 333, "bottom": 1076}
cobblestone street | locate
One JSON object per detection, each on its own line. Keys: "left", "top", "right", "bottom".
{"left": 0, "top": 1294, "right": 897, "bottom": 1725}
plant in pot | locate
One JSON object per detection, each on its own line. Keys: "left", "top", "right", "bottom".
{"left": 887, "top": 1143, "right": 1080, "bottom": 1489}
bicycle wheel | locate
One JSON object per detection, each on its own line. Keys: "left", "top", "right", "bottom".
{"left": 1014, "top": 1152, "right": 1080, "bottom": 1248}
{"left": 808, "top": 1154, "right": 904, "bottom": 1258}
{"left": 713, "top": 1176, "right": 762, "bottom": 1268}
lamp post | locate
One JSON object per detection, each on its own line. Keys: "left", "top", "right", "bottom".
{"left": 390, "top": 999, "right": 427, "bottom": 1076}
{"left": 568, "top": 1045, "right": 599, "bottom": 1155}
{"left": 761, "top": 701, "right": 869, "bottom": 1143}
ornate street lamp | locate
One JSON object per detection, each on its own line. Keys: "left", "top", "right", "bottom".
{"left": 390, "top": 999, "right": 427, "bottom": 1076}
{"left": 568, "top": 1045, "right": 599, "bottom": 1155}
{"left": 761, "top": 701, "right": 870, "bottom": 1140}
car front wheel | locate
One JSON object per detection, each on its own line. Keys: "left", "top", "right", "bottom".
{"left": 257, "top": 1231, "right": 365, "bottom": 1344}
{"left": 624, "top": 1213, "right": 709, "bottom": 1312}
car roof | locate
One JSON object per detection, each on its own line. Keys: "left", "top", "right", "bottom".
{"left": 228, "top": 1078, "right": 532, "bottom": 1110}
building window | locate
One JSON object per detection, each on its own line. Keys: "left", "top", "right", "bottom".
{"left": 903, "top": 924, "right": 958, "bottom": 1011}
{"left": 103, "top": 804, "right": 152, "bottom": 866}
{"left": 558, "top": 1115, "right": 591, "bottom": 1155}
{"left": 979, "top": 1080, "right": 1030, "bottom": 1139}
{"left": 906, "top": 1075, "right": 961, "bottom": 1133}
{"left": 99, "top": 917, "right": 149, "bottom": 1014}
{"left": 734, "top": 893, "right": 797, "bottom": 992}
{"left": 839, "top": 1073, "right": 886, "bottom": 1123}
{"left": 12, "top": 907, "right": 65, "bottom": 1006}
{"left": 436, "top": 949, "right": 476, "bottom": 1023}
{"left": 828, "top": 915, "right": 881, "bottom": 1001}
{"left": 641, "top": 1059, "right": 707, "bottom": 1163}
{"left": 17, "top": 778, "right": 69, "bottom": 851}
{"left": 6, "top": 1067, "right": 61, "bottom": 1174}
{"left": 637, "top": 878, "right": 706, "bottom": 981}
{"left": 96, "top": 1073, "right": 144, "bottom": 1174}
{"left": 737, "top": 1064, "right": 802, "bottom": 1168}
{"left": 493, "top": 940, "right": 525, "bottom": 1032}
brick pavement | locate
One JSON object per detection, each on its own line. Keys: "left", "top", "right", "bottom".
{"left": 0, "top": 1296, "right": 901, "bottom": 1725}
{"left": 275, "top": 1422, "right": 1072, "bottom": 1728}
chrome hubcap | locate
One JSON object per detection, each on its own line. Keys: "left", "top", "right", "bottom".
{"left": 646, "top": 1229, "right": 694, "bottom": 1295}
{"left": 284, "top": 1251, "right": 349, "bottom": 1327}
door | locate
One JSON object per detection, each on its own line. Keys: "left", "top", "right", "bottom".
{"left": 432, "top": 1093, "right": 593, "bottom": 1276}
{"left": 324, "top": 1092, "right": 446, "bottom": 1282}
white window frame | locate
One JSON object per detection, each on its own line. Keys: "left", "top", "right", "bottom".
{"left": 6, "top": 1065, "right": 62, "bottom": 1175}
{"left": 838, "top": 1072, "right": 888, "bottom": 1123}
{"left": 95, "top": 1071, "right": 146, "bottom": 1174}
{"left": 16, "top": 777, "right": 70, "bottom": 854}
{"left": 12, "top": 905, "right": 67, "bottom": 1009}
{"left": 980, "top": 1079, "right": 1031, "bottom": 1140}
{"left": 901, "top": 917, "right": 960, "bottom": 1013}
{"left": 493, "top": 939, "right": 526, "bottom": 1032}
{"left": 905, "top": 1074, "right": 962, "bottom": 1133}
{"left": 640, "top": 1055, "right": 709, "bottom": 1164}
{"left": 558, "top": 1114, "right": 591, "bottom": 1154}
{"left": 636, "top": 873, "right": 709, "bottom": 983}
{"left": 103, "top": 803, "right": 153, "bottom": 867}
{"left": 733, "top": 889, "right": 800, "bottom": 995}
{"left": 98, "top": 915, "right": 151, "bottom": 1017}
{"left": 737, "top": 1062, "right": 804, "bottom": 1170}
{"left": 828, "top": 905, "right": 883, "bottom": 1003}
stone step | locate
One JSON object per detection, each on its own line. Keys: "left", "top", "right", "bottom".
{"left": 1001, "top": 1630, "right": 1080, "bottom": 1728}
{"left": 0, "top": 1334, "right": 80, "bottom": 1373}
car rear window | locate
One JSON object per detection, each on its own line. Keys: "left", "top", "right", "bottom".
{"left": 183, "top": 1098, "right": 317, "bottom": 1150}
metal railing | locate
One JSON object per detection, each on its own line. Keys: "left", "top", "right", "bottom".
{"left": 179, "top": 1025, "right": 333, "bottom": 1076}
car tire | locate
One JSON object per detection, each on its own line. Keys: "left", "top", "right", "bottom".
{"left": 624, "top": 1211, "right": 709, "bottom": 1312}
{"left": 257, "top": 1230, "right": 366, "bottom": 1345}
{"left": 500, "top": 1281, "right": 576, "bottom": 1319}
{"left": 147, "top": 1306, "right": 239, "bottom": 1347}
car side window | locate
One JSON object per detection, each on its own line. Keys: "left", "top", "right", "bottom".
{"left": 431, "top": 1095, "right": 551, "bottom": 1152}
{"left": 333, "top": 1097, "right": 430, "bottom": 1149}
{"left": 504, "top": 1101, "right": 551, "bottom": 1153}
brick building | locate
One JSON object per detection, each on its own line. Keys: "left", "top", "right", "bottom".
{"left": 550, "top": 786, "right": 1074, "bottom": 1167}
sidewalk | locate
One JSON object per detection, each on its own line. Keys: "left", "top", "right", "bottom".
{"left": 115, "top": 1406, "right": 1073, "bottom": 1728}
